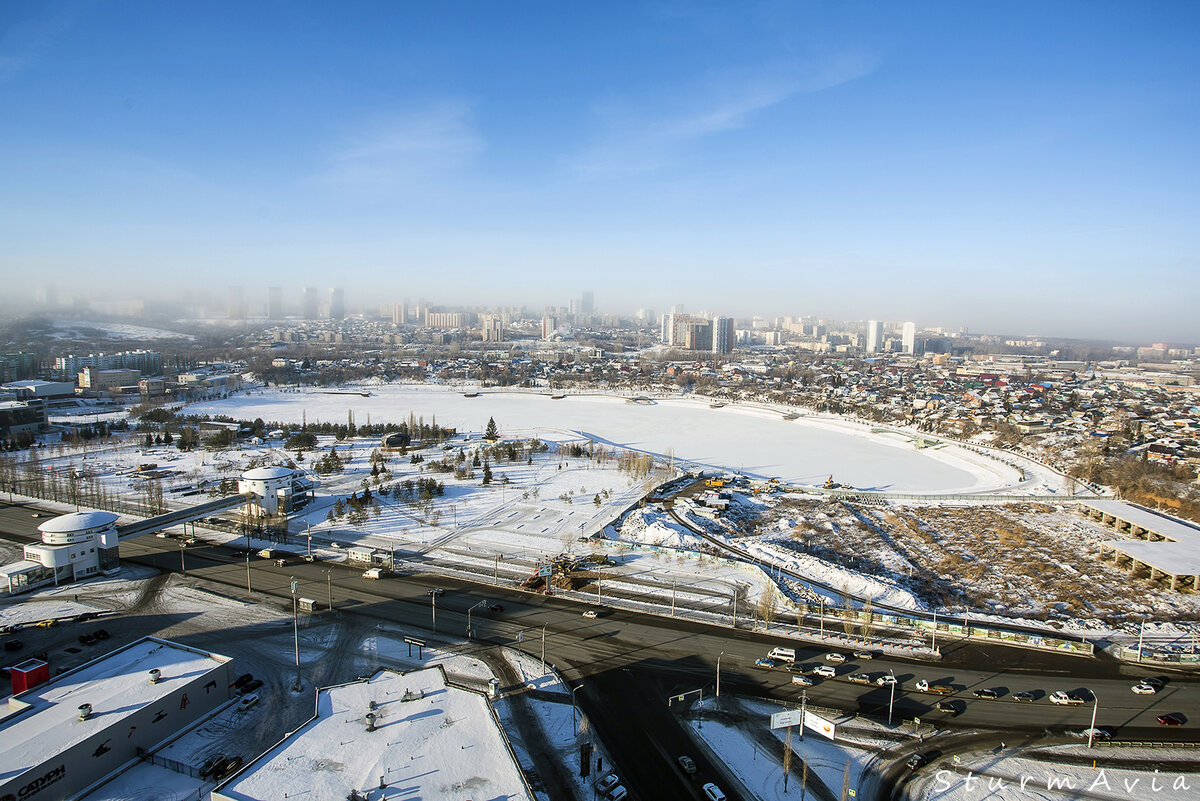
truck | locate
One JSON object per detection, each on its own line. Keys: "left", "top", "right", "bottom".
{"left": 362, "top": 567, "right": 386, "bottom": 580}
{"left": 915, "top": 679, "right": 954, "bottom": 694}
{"left": 1049, "top": 691, "right": 1086, "bottom": 706}
{"left": 257, "top": 549, "right": 273, "bottom": 559}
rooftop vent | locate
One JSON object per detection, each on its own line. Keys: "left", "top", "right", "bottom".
{"left": 148, "top": 668, "right": 161, "bottom": 685}
{"left": 365, "top": 712, "right": 377, "bottom": 732}
{"left": 368, "top": 699, "right": 376, "bottom": 711}
{"left": 78, "top": 703, "right": 93, "bottom": 721}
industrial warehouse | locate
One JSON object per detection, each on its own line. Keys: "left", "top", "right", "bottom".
{"left": 0, "top": 637, "right": 235, "bottom": 801}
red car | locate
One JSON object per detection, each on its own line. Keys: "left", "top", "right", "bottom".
{"left": 1157, "top": 713, "right": 1184, "bottom": 726}
{"left": 487, "top": 604, "right": 504, "bottom": 612}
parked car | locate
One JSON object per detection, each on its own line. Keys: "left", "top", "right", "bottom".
{"left": 1083, "top": 727, "right": 1112, "bottom": 740}
{"left": 1050, "top": 691, "right": 1085, "bottom": 706}
{"left": 596, "top": 773, "right": 619, "bottom": 793}
{"left": 1011, "top": 691, "right": 1036, "bottom": 702}
{"left": 233, "top": 673, "right": 254, "bottom": 689}
{"left": 607, "top": 787, "right": 627, "bottom": 801}
{"left": 702, "top": 782, "right": 727, "bottom": 801}
{"left": 824, "top": 652, "right": 846, "bottom": 663}
{"left": 1158, "top": 713, "right": 1185, "bottom": 726}
{"left": 677, "top": 755, "right": 697, "bottom": 775}
{"left": 217, "top": 756, "right": 244, "bottom": 778}
{"left": 4, "top": 639, "right": 23, "bottom": 652}
{"left": 239, "top": 678, "right": 264, "bottom": 694}
{"left": 237, "top": 693, "right": 260, "bottom": 711}
{"left": 199, "top": 754, "right": 225, "bottom": 778}
{"left": 1131, "top": 683, "right": 1157, "bottom": 695}
{"left": 973, "top": 688, "right": 1000, "bottom": 699}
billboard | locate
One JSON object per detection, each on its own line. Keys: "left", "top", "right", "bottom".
{"left": 803, "top": 710, "right": 836, "bottom": 740}
{"left": 770, "top": 709, "right": 804, "bottom": 729}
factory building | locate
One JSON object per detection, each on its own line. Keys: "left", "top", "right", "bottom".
{"left": 0, "top": 637, "right": 235, "bottom": 801}
{"left": 213, "top": 666, "right": 535, "bottom": 801}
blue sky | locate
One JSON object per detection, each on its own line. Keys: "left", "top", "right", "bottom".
{"left": 2, "top": 1, "right": 1198, "bottom": 341}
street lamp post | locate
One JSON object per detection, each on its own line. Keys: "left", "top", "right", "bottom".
{"left": 179, "top": 543, "right": 186, "bottom": 576}
{"left": 571, "top": 684, "right": 585, "bottom": 735}
{"left": 1088, "top": 693, "right": 1100, "bottom": 748}
{"left": 541, "top": 625, "right": 547, "bottom": 675}
{"left": 245, "top": 550, "right": 251, "bottom": 592}
{"left": 494, "top": 554, "right": 501, "bottom": 585}
{"left": 671, "top": 578, "right": 677, "bottom": 617}
{"left": 716, "top": 652, "right": 724, "bottom": 698}
{"left": 290, "top": 576, "right": 301, "bottom": 691}
{"left": 431, "top": 589, "right": 437, "bottom": 633}
{"left": 887, "top": 672, "right": 897, "bottom": 725}
{"left": 467, "top": 600, "right": 486, "bottom": 638}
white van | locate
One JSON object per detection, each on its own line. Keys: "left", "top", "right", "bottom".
{"left": 767, "top": 647, "right": 796, "bottom": 663}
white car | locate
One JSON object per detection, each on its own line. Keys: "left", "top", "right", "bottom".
{"left": 1131, "top": 683, "right": 1157, "bottom": 695}
{"left": 812, "top": 665, "right": 837, "bottom": 678}
{"left": 237, "top": 693, "right": 260, "bottom": 711}
{"left": 876, "top": 674, "right": 898, "bottom": 686}
{"left": 792, "top": 674, "right": 813, "bottom": 686}
{"left": 582, "top": 610, "right": 598, "bottom": 619}
{"left": 596, "top": 773, "right": 619, "bottom": 793}
{"left": 824, "top": 652, "right": 847, "bottom": 663}
{"left": 703, "top": 782, "right": 727, "bottom": 801}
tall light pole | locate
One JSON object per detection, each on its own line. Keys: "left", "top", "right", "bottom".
{"left": 541, "top": 625, "right": 547, "bottom": 675}
{"left": 596, "top": 567, "right": 602, "bottom": 604}
{"left": 431, "top": 590, "right": 437, "bottom": 633}
{"left": 494, "top": 554, "right": 501, "bottom": 585}
{"left": 931, "top": 610, "right": 938, "bottom": 652}
{"left": 467, "top": 600, "right": 486, "bottom": 638}
{"left": 179, "top": 542, "right": 186, "bottom": 576}
{"left": 571, "top": 684, "right": 585, "bottom": 735}
{"left": 671, "top": 578, "right": 677, "bottom": 617}
{"left": 245, "top": 550, "right": 251, "bottom": 592}
{"left": 716, "top": 652, "right": 724, "bottom": 698}
{"left": 325, "top": 569, "right": 333, "bottom": 612}
{"left": 1087, "top": 693, "right": 1100, "bottom": 749}
{"left": 291, "top": 576, "right": 301, "bottom": 691}
{"left": 887, "top": 671, "right": 897, "bottom": 725}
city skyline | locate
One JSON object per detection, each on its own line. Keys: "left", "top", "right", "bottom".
{"left": 1, "top": 2, "right": 1198, "bottom": 342}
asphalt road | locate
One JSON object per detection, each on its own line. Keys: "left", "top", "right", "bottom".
{"left": 4, "top": 500, "right": 1200, "bottom": 801}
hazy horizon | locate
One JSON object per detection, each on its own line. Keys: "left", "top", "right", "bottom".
{"left": 2, "top": 2, "right": 1197, "bottom": 343}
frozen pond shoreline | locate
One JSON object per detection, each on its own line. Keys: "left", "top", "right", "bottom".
{"left": 185, "top": 384, "right": 1022, "bottom": 494}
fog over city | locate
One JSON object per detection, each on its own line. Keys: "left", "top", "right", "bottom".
{"left": 1, "top": 3, "right": 1197, "bottom": 342}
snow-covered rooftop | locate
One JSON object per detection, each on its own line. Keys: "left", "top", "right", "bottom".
{"left": 214, "top": 666, "right": 534, "bottom": 801}
{"left": 36, "top": 511, "right": 120, "bottom": 534}
{"left": 0, "top": 637, "right": 231, "bottom": 785}
{"left": 241, "top": 465, "right": 295, "bottom": 480}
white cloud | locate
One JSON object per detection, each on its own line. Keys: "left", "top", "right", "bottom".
{"left": 319, "top": 100, "right": 485, "bottom": 187}
{"left": 570, "top": 52, "right": 877, "bottom": 177}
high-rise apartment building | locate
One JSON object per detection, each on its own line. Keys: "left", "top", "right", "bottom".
{"left": 866, "top": 320, "right": 881, "bottom": 354}
{"left": 392, "top": 303, "right": 406, "bottom": 326}
{"left": 482, "top": 316, "right": 504, "bottom": 343}
{"left": 541, "top": 316, "right": 558, "bottom": 340}
{"left": 301, "top": 287, "right": 319, "bottom": 319}
{"left": 328, "top": 288, "right": 346, "bottom": 321}
{"left": 580, "top": 291, "right": 594, "bottom": 315}
{"left": 267, "top": 287, "right": 283, "bottom": 320}
{"left": 902, "top": 321, "right": 916, "bottom": 355}
{"left": 711, "top": 316, "right": 735, "bottom": 354}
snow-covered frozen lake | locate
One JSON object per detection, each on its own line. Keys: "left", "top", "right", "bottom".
{"left": 186, "top": 386, "right": 1018, "bottom": 493}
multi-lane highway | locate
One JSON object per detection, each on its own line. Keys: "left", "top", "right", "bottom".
{"left": 3, "top": 500, "right": 1199, "bottom": 801}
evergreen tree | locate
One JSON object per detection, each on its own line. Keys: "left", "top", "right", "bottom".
{"left": 482, "top": 460, "right": 493, "bottom": 485}
{"left": 485, "top": 416, "right": 499, "bottom": 440}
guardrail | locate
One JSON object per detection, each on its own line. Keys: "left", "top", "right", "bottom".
{"left": 1096, "top": 740, "right": 1200, "bottom": 749}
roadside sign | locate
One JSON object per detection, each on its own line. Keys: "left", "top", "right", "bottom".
{"left": 538, "top": 565, "right": 552, "bottom": 577}
{"left": 771, "top": 710, "right": 804, "bottom": 729}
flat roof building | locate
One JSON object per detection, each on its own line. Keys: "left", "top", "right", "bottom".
{"left": 0, "top": 637, "right": 234, "bottom": 801}
{"left": 214, "top": 666, "right": 535, "bottom": 801}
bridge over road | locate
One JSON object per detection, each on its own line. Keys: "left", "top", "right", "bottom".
{"left": 115, "top": 493, "right": 251, "bottom": 539}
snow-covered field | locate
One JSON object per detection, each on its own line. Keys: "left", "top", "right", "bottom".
{"left": 183, "top": 385, "right": 1026, "bottom": 493}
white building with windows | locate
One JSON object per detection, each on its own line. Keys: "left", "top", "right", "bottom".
{"left": 0, "top": 511, "right": 121, "bottom": 595}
